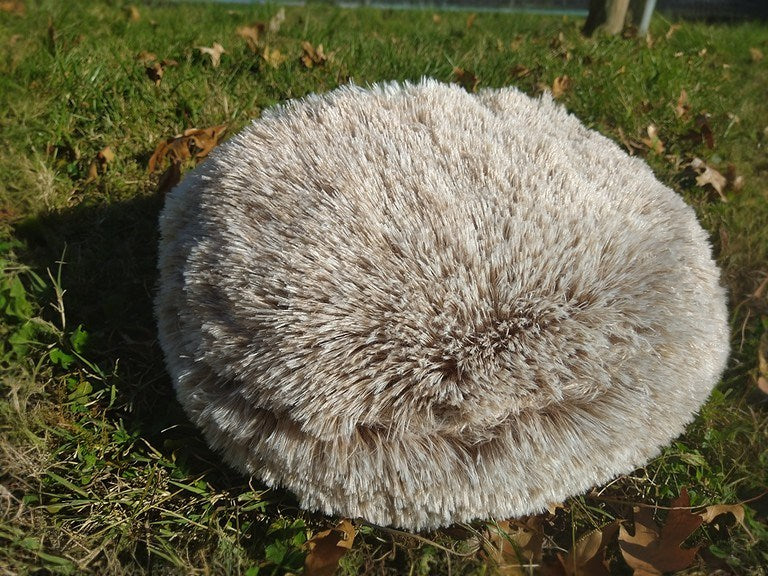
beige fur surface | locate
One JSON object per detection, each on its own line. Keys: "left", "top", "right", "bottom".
{"left": 156, "top": 79, "right": 730, "bottom": 530}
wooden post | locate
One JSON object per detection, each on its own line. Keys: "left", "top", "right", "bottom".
{"left": 583, "top": 0, "right": 633, "bottom": 36}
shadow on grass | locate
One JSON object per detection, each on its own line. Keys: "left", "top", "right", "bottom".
{"left": 14, "top": 191, "right": 261, "bottom": 490}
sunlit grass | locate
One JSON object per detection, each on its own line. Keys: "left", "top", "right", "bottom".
{"left": 1, "top": 1, "right": 767, "bottom": 574}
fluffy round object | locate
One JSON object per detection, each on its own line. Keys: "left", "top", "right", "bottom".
{"left": 156, "top": 79, "right": 729, "bottom": 530}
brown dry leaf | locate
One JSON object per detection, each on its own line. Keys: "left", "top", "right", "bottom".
{"left": 148, "top": 125, "right": 227, "bottom": 192}
{"left": 675, "top": 89, "right": 690, "bottom": 119}
{"left": 84, "top": 162, "right": 99, "bottom": 185}
{"left": 432, "top": 13, "right": 442, "bottom": 24}
{"left": 146, "top": 61, "right": 164, "bottom": 85}
{"left": 236, "top": 23, "right": 264, "bottom": 52}
{"left": 552, "top": 75, "right": 571, "bottom": 99}
{"left": 641, "top": 125, "right": 665, "bottom": 155}
{"left": 510, "top": 64, "right": 531, "bottom": 79}
{"left": 725, "top": 163, "right": 744, "bottom": 192}
{"left": 750, "top": 47, "right": 764, "bottom": 62}
{"left": 138, "top": 53, "right": 177, "bottom": 86}
{"left": 0, "top": 1, "right": 25, "bottom": 15}
{"left": 691, "top": 157, "right": 727, "bottom": 201}
{"left": 453, "top": 67, "right": 479, "bottom": 92}
{"left": 84, "top": 146, "right": 115, "bottom": 185}
{"left": 466, "top": 13, "right": 477, "bottom": 28}
{"left": 619, "top": 490, "right": 703, "bottom": 576}
{"left": 700, "top": 503, "right": 748, "bottom": 532}
{"left": 125, "top": 5, "right": 140, "bottom": 21}
{"left": 559, "top": 522, "right": 620, "bottom": 576}
{"left": 758, "top": 332, "right": 768, "bottom": 395}
{"left": 695, "top": 114, "right": 715, "bottom": 148}
{"left": 301, "top": 41, "right": 327, "bottom": 69}
{"left": 197, "top": 42, "right": 225, "bottom": 67}
{"left": 263, "top": 46, "right": 286, "bottom": 68}
{"left": 98, "top": 146, "right": 115, "bottom": 166}
{"left": 665, "top": 23, "right": 682, "bottom": 39}
{"left": 484, "top": 517, "right": 544, "bottom": 575}
{"left": 268, "top": 7, "right": 285, "bottom": 34}
{"left": 617, "top": 127, "right": 644, "bottom": 155}
{"left": 304, "top": 519, "right": 355, "bottom": 576}
{"left": 136, "top": 50, "right": 157, "bottom": 65}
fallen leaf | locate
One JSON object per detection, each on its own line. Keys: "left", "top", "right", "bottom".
{"left": 0, "top": 0, "right": 25, "bottom": 15}
{"left": 758, "top": 332, "right": 768, "bottom": 395}
{"left": 301, "top": 41, "right": 327, "bottom": 68}
{"left": 125, "top": 5, "right": 140, "bottom": 21}
{"left": 641, "top": 124, "right": 665, "bottom": 154}
{"left": 453, "top": 67, "right": 479, "bottom": 92}
{"left": 695, "top": 114, "right": 715, "bottom": 149}
{"left": 304, "top": 519, "right": 355, "bottom": 576}
{"left": 619, "top": 490, "right": 703, "bottom": 576}
{"left": 466, "top": 13, "right": 477, "bottom": 28}
{"left": 98, "top": 146, "right": 115, "bottom": 165}
{"left": 145, "top": 61, "right": 164, "bottom": 85}
{"left": 484, "top": 517, "right": 544, "bottom": 575}
{"left": 665, "top": 23, "right": 681, "bottom": 39}
{"left": 84, "top": 146, "right": 115, "bottom": 184}
{"left": 268, "top": 7, "right": 285, "bottom": 34}
{"left": 149, "top": 125, "right": 227, "bottom": 192}
{"left": 750, "top": 47, "right": 764, "bottom": 62}
{"left": 84, "top": 162, "right": 98, "bottom": 185}
{"left": 552, "top": 75, "right": 571, "bottom": 98}
{"left": 510, "top": 64, "right": 531, "bottom": 79}
{"left": 263, "top": 46, "right": 286, "bottom": 68}
{"left": 559, "top": 522, "right": 619, "bottom": 576}
{"left": 691, "top": 157, "right": 727, "bottom": 201}
{"left": 700, "top": 503, "right": 747, "bottom": 531}
{"left": 136, "top": 50, "right": 157, "bottom": 65}
{"left": 725, "top": 164, "right": 744, "bottom": 192}
{"left": 197, "top": 42, "right": 225, "bottom": 67}
{"left": 432, "top": 13, "right": 442, "bottom": 24}
{"left": 236, "top": 23, "right": 264, "bottom": 52}
{"left": 675, "top": 89, "right": 690, "bottom": 119}
{"left": 617, "top": 127, "right": 644, "bottom": 155}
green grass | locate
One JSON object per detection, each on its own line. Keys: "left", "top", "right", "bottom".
{"left": 1, "top": 1, "right": 768, "bottom": 574}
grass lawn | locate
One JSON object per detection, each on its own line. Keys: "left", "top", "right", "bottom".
{"left": 1, "top": 0, "right": 768, "bottom": 574}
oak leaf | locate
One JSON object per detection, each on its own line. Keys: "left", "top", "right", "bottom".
{"left": 304, "top": 519, "right": 355, "bottom": 576}
{"left": 559, "top": 522, "right": 619, "bottom": 576}
{"left": 197, "top": 42, "right": 225, "bottom": 67}
{"left": 484, "top": 517, "right": 544, "bottom": 575}
{"left": 700, "top": 503, "right": 748, "bottom": 532}
{"left": 619, "top": 490, "right": 703, "bottom": 576}
{"left": 301, "top": 41, "right": 327, "bottom": 68}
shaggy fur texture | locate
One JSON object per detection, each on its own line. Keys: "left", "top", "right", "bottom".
{"left": 156, "top": 79, "right": 730, "bottom": 530}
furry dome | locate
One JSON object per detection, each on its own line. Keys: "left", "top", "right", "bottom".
{"left": 156, "top": 79, "right": 729, "bottom": 530}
